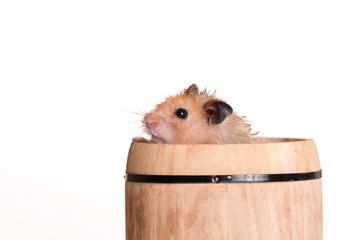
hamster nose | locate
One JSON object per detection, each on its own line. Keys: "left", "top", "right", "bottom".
{"left": 146, "top": 117, "right": 156, "bottom": 129}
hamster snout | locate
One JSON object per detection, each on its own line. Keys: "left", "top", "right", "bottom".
{"left": 144, "top": 115, "right": 164, "bottom": 132}
{"left": 143, "top": 115, "right": 168, "bottom": 143}
{"left": 145, "top": 117, "right": 155, "bottom": 129}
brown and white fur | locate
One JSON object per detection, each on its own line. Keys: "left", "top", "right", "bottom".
{"left": 134, "top": 84, "right": 256, "bottom": 144}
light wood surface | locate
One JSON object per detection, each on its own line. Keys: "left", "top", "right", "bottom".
{"left": 126, "top": 137, "right": 320, "bottom": 175}
{"left": 125, "top": 137, "right": 322, "bottom": 239}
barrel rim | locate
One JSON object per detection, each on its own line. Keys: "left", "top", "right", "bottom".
{"left": 131, "top": 137, "right": 313, "bottom": 146}
{"left": 126, "top": 137, "right": 320, "bottom": 175}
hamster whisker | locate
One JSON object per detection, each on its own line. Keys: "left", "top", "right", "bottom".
{"left": 113, "top": 120, "right": 142, "bottom": 128}
{"left": 123, "top": 110, "right": 146, "bottom": 116}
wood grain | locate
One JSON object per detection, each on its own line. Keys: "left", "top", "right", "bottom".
{"left": 125, "top": 138, "right": 322, "bottom": 239}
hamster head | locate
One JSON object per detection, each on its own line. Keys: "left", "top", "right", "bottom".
{"left": 142, "top": 84, "right": 253, "bottom": 144}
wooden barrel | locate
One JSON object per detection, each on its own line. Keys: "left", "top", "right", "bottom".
{"left": 125, "top": 138, "right": 322, "bottom": 239}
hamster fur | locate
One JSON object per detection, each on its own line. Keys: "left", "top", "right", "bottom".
{"left": 134, "top": 84, "right": 257, "bottom": 144}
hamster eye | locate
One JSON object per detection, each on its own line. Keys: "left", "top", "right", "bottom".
{"left": 175, "top": 108, "right": 188, "bottom": 119}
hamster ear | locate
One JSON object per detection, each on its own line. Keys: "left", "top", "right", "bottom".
{"left": 185, "top": 84, "right": 199, "bottom": 96}
{"left": 204, "top": 100, "right": 233, "bottom": 124}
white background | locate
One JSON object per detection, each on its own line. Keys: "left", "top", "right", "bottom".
{"left": 1, "top": 0, "right": 359, "bottom": 239}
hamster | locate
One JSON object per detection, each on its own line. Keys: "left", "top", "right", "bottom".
{"left": 133, "top": 84, "right": 257, "bottom": 144}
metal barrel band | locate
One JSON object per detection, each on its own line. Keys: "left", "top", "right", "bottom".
{"left": 125, "top": 169, "right": 322, "bottom": 184}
